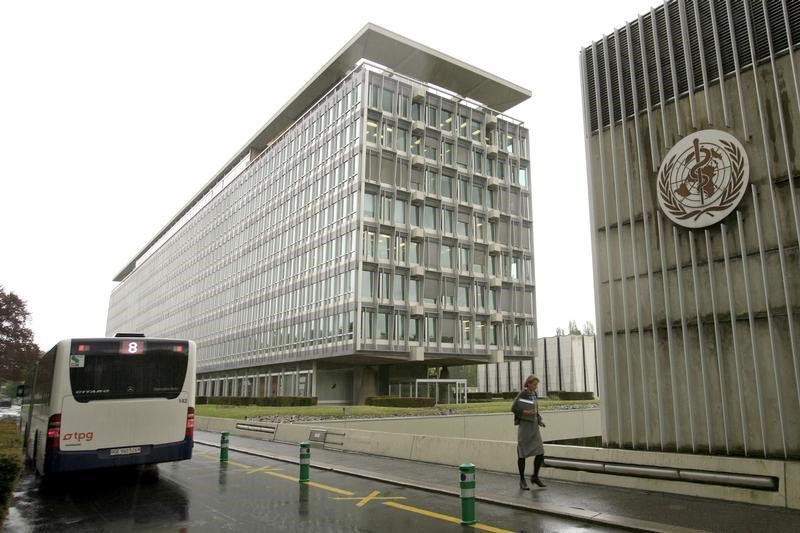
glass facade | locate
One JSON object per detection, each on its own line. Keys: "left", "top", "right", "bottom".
{"left": 107, "top": 62, "right": 535, "bottom": 397}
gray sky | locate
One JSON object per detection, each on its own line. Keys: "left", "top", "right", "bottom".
{"left": 1, "top": 0, "right": 662, "bottom": 350}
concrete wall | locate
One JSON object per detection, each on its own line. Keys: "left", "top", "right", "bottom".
{"left": 309, "top": 409, "right": 600, "bottom": 443}
{"left": 581, "top": 9, "right": 800, "bottom": 459}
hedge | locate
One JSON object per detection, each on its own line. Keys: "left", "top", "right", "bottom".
{"left": 364, "top": 396, "right": 435, "bottom": 407}
{"left": 466, "top": 392, "right": 494, "bottom": 401}
{"left": 196, "top": 396, "right": 317, "bottom": 406}
{"left": 0, "top": 419, "right": 22, "bottom": 521}
{"left": 546, "top": 391, "right": 595, "bottom": 401}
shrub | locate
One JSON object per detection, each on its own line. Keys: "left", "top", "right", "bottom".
{"left": 466, "top": 392, "right": 494, "bottom": 401}
{"left": 546, "top": 391, "right": 595, "bottom": 401}
{"left": 0, "top": 419, "right": 22, "bottom": 521}
{"left": 196, "top": 396, "right": 317, "bottom": 406}
{"left": 501, "top": 391, "right": 519, "bottom": 399}
{"left": 365, "top": 396, "right": 435, "bottom": 407}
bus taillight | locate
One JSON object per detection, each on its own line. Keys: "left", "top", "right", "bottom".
{"left": 185, "top": 407, "right": 195, "bottom": 439}
{"left": 46, "top": 414, "right": 62, "bottom": 448}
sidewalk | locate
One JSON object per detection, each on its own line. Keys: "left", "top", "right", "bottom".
{"left": 195, "top": 430, "right": 799, "bottom": 533}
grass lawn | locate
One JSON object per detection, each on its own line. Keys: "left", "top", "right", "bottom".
{"left": 196, "top": 398, "right": 599, "bottom": 420}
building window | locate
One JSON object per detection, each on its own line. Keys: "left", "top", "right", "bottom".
{"left": 426, "top": 105, "right": 437, "bottom": 127}
{"left": 442, "top": 141, "right": 454, "bottom": 166}
{"left": 362, "top": 271, "right": 374, "bottom": 299}
{"left": 475, "top": 320, "right": 486, "bottom": 345}
{"left": 443, "top": 208, "right": 454, "bottom": 234}
{"left": 381, "top": 195, "right": 392, "bottom": 222}
{"left": 506, "top": 133, "right": 514, "bottom": 153}
{"left": 362, "top": 310, "right": 374, "bottom": 339}
{"left": 412, "top": 101, "right": 422, "bottom": 121}
{"left": 457, "top": 213, "right": 469, "bottom": 237}
{"left": 457, "top": 284, "right": 469, "bottom": 307}
{"left": 396, "top": 127, "right": 408, "bottom": 152}
{"left": 440, "top": 109, "right": 453, "bottom": 132}
{"left": 474, "top": 215, "right": 485, "bottom": 240}
{"left": 475, "top": 283, "right": 486, "bottom": 309}
{"left": 426, "top": 170, "right": 438, "bottom": 195}
{"left": 366, "top": 120, "right": 378, "bottom": 144}
{"left": 441, "top": 174, "right": 453, "bottom": 198}
{"left": 473, "top": 150, "right": 483, "bottom": 174}
{"left": 426, "top": 315, "right": 438, "bottom": 343}
{"left": 519, "top": 166, "right": 528, "bottom": 187}
{"left": 379, "top": 271, "right": 390, "bottom": 300}
{"left": 410, "top": 241, "right": 420, "bottom": 264}
{"left": 458, "top": 115, "right": 468, "bottom": 137}
{"left": 472, "top": 184, "right": 483, "bottom": 206}
{"left": 423, "top": 205, "right": 436, "bottom": 230}
{"left": 378, "top": 312, "right": 390, "bottom": 340}
{"left": 395, "top": 313, "right": 407, "bottom": 341}
{"left": 363, "top": 228, "right": 376, "bottom": 259}
{"left": 399, "top": 94, "right": 409, "bottom": 118}
{"left": 395, "top": 235, "right": 407, "bottom": 262}
{"left": 471, "top": 119, "right": 482, "bottom": 142}
{"left": 382, "top": 122, "right": 395, "bottom": 149}
{"left": 378, "top": 233, "right": 391, "bottom": 260}
{"left": 461, "top": 318, "right": 471, "bottom": 343}
{"left": 411, "top": 135, "right": 422, "bottom": 155}
{"left": 459, "top": 247, "right": 470, "bottom": 271}
{"left": 441, "top": 244, "right": 454, "bottom": 269}
{"left": 409, "top": 317, "right": 420, "bottom": 341}
{"left": 382, "top": 88, "right": 394, "bottom": 113}
{"left": 394, "top": 274, "right": 405, "bottom": 301}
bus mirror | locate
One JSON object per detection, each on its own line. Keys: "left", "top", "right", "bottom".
{"left": 16, "top": 385, "right": 29, "bottom": 398}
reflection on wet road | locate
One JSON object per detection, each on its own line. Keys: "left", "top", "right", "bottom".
{"left": 4, "top": 443, "right": 616, "bottom": 532}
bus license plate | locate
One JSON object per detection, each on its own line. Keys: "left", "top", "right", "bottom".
{"left": 110, "top": 446, "right": 141, "bottom": 456}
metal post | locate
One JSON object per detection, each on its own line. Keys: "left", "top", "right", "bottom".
{"left": 220, "top": 431, "right": 229, "bottom": 463}
{"left": 299, "top": 441, "right": 311, "bottom": 483}
{"left": 459, "top": 463, "right": 476, "bottom": 525}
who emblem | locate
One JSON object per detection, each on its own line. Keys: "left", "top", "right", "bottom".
{"left": 657, "top": 129, "right": 749, "bottom": 229}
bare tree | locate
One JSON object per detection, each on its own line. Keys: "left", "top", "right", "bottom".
{"left": 568, "top": 320, "right": 581, "bottom": 336}
{"left": 582, "top": 321, "right": 595, "bottom": 335}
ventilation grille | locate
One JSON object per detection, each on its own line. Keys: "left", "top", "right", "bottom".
{"left": 584, "top": 0, "right": 800, "bottom": 132}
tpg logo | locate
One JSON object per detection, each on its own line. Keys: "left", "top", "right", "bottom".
{"left": 63, "top": 431, "right": 94, "bottom": 442}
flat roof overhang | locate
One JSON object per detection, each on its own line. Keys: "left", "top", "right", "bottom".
{"left": 113, "top": 22, "right": 531, "bottom": 282}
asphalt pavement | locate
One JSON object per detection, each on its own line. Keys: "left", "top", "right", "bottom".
{"left": 195, "top": 429, "right": 800, "bottom": 533}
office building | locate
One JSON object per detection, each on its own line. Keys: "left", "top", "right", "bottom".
{"left": 107, "top": 24, "right": 535, "bottom": 404}
{"left": 581, "top": 0, "right": 800, "bottom": 458}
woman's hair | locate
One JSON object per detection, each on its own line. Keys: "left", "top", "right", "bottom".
{"left": 523, "top": 374, "right": 540, "bottom": 386}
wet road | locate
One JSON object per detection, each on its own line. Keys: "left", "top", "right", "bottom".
{"left": 5, "top": 443, "right": 621, "bottom": 532}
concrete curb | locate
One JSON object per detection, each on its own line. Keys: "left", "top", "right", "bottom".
{"left": 194, "top": 439, "right": 706, "bottom": 533}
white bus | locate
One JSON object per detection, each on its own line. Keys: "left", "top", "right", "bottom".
{"left": 20, "top": 335, "right": 196, "bottom": 475}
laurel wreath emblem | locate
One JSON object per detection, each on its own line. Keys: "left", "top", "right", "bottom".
{"left": 658, "top": 139, "right": 745, "bottom": 221}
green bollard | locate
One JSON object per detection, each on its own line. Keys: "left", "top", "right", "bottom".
{"left": 459, "top": 463, "right": 476, "bottom": 525}
{"left": 299, "top": 441, "right": 311, "bottom": 483}
{"left": 220, "top": 431, "right": 229, "bottom": 463}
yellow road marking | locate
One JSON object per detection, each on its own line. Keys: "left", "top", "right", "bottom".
{"left": 197, "top": 450, "right": 510, "bottom": 532}
{"left": 382, "top": 501, "right": 461, "bottom": 524}
{"left": 472, "top": 522, "right": 515, "bottom": 533}
{"left": 246, "top": 466, "right": 282, "bottom": 475}
{"left": 332, "top": 490, "right": 406, "bottom": 507}
{"left": 266, "top": 471, "right": 299, "bottom": 482}
{"left": 305, "top": 481, "right": 355, "bottom": 496}
{"left": 382, "top": 501, "right": 513, "bottom": 533}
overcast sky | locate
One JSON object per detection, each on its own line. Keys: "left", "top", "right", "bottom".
{"left": 1, "top": 0, "right": 662, "bottom": 350}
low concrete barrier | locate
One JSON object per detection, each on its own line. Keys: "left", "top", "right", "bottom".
{"left": 195, "top": 415, "right": 796, "bottom": 509}
{"left": 313, "top": 409, "right": 600, "bottom": 443}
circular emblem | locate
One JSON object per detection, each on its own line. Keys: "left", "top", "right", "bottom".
{"left": 657, "top": 129, "right": 749, "bottom": 228}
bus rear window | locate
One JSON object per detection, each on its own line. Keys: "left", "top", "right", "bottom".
{"left": 69, "top": 341, "right": 188, "bottom": 402}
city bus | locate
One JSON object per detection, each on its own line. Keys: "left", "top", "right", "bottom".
{"left": 20, "top": 335, "right": 196, "bottom": 476}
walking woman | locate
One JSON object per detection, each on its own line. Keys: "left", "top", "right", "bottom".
{"left": 511, "top": 374, "right": 546, "bottom": 489}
